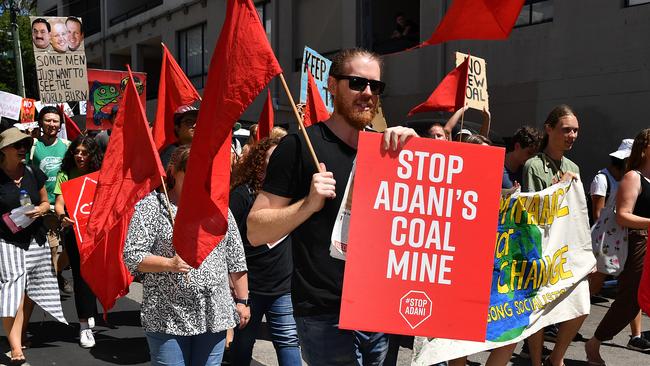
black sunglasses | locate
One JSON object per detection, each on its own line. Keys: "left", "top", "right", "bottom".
{"left": 11, "top": 140, "right": 31, "bottom": 150}
{"left": 331, "top": 74, "right": 386, "bottom": 95}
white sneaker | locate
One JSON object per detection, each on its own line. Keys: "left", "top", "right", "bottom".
{"left": 87, "top": 317, "right": 95, "bottom": 329}
{"left": 80, "top": 328, "right": 95, "bottom": 348}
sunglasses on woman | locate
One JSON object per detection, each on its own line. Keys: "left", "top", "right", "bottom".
{"left": 330, "top": 74, "right": 386, "bottom": 95}
{"left": 11, "top": 140, "right": 31, "bottom": 150}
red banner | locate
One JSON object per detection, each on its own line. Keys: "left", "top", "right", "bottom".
{"left": 340, "top": 132, "right": 504, "bottom": 341}
{"left": 86, "top": 69, "right": 147, "bottom": 130}
{"left": 20, "top": 98, "right": 36, "bottom": 122}
{"left": 60, "top": 172, "right": 99, "bottom": 246}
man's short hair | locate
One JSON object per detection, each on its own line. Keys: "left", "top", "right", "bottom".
{"left": 330, "top": 48, "right": 383, "bottom": 77}
{"left": 509, "top": 126, "right": 543, "bottom": 152}
{"left": 66, "top": 16, "right": 84, "bottom": 34}
{"left": 32, "top": 18, "right": 50, "bottom": 32}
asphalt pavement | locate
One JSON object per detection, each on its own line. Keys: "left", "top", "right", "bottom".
{"left": 2, "top": 274, "right": 650, "bottom": 366}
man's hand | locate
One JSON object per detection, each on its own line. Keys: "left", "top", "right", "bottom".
{"left": 60, "top": 216, "right": 75, "bottom": 228}
{"left": 302, "top": 163, "right": 336, "bottom": 213}
{"left": 236, "top": 303, "right": 251, "bottom": 329}
{"left": 168, "top": 254, "right": 191, "bottom": 273}
{"left": 560, "top": 171, "right": 579, "bottom": 183}
{"left": 382, "top": 126, "right": 418, "bottom": 151}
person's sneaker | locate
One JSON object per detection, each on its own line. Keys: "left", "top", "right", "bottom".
{"left": 627, "top": 335, "right": 650, "bottom": 351}
{"left": 520, "top": 341, "right": 552, "bottom": 359}
{"left": 544, "top": 324, "right": 559, "bottom": 342}
{"left": 79, "top": 329, "right": 95, "bottom": 348}
{"left": 57, "top": 274, "right": 73, "bottom": 294}
{"left": 87, "top": 317, "right": 95, "bottom": 329}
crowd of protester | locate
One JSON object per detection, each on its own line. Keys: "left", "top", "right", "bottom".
{"left": 2, "top": 47, "right": 650, "bottom": 366}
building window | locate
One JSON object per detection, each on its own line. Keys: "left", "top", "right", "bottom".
{"left": 64, "top": 0, "right": 101, "bottom": 37}
{"left": 357, "top": 0, "right": 420, "bottom": 55}
{"left": 627, "top": 0, "right": 650, "bottom": 6}
{"left": 178, "top": 23, "right": 208, "bottom": 90}
{"left": 43, "top": 6, "right": 57, "bottom": 16}
{"left": 255, "top": 1, "right": 271, "bottom": 42}
{"left": 109, "top": 0, "right": 163, "bottom": 26}
{"left": 515, "top": 0, "right": 553, "bottom": 27}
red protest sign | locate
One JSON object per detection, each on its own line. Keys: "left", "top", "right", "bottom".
{"left": 20, "top": 98, "right": 36, "bottom": 122}
{"left": 59, "top": 172, "right": 99, "bottom": 246}
{"left": 86, "top": 69, "right": 147, "bottom": 130}
{"left": 340, "top": 132, "right": 504, "bottom": 341}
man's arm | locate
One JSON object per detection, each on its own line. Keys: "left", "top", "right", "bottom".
{"left": 247, "top": 162, "right": 335, "bottom": 246}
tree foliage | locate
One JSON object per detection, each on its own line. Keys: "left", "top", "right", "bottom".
{"left": 0, "top": 1, "right": 39, "bottom": 98}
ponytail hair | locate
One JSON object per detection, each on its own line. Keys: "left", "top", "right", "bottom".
{"left": 540, "top": 104, "right": 576, "bottom": 150}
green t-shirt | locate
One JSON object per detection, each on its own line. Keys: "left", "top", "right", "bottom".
{"left": 522, "top": 152, "right": 580, "bottom": 192}
{"left": 28, "top": 138, "right": 69, "bottom": 204}
{"left": 53, "top": 169, "right": 83, "bottom": 196}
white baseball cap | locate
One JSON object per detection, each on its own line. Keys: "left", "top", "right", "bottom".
{"left": 609, "top": 139, "right": 633, "bottom": 159}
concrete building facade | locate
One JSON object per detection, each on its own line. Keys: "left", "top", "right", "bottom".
{"left": 36, "top": 0, "right": 650, "bottom": 182}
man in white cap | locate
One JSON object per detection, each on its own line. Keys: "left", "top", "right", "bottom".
{"left": 159, "top": 105, "right": 198, "bottom": 167}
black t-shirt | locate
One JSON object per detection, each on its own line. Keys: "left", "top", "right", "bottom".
{"left": 0, "top": 165, "right": 48, "bottom": 249}
{"left": 263, "top": 123, "right": 356, "bottom": 316}
{"left": 229, "top": 184, "right": 292, "bottom": 296}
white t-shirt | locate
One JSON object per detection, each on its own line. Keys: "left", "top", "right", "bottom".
{"left": 590, "top": 168, "right": 618, "bottom": 198}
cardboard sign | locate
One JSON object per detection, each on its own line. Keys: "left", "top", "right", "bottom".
{"left": 340, "top": 132, "right": 504, "bottom": 341}
{"left": 86, "top": 69, "right": 147, "bottom": 130}
{"left": 60, "top": 172, "right": 99, "bottom": 246}
{"left": 20, "top": 98, "right": 37, "bottom": 122}
{"left": 30, "top": 16, "right": 89, "bottom": 103}
{"left": 300, "top": 46, "right": 333, "bottom": 113}
{"left": 0, "top": 91, "right": 22, "bottom": 120}
{"left": 455, "top": 52, "right": 488, "bottom": 111}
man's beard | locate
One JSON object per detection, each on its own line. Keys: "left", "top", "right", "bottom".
{"left": 335, "top": 97, "right": 378, "bottom": 131}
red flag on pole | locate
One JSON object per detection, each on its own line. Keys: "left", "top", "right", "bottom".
{"left": 84, "top": 65, "right": 166, "bottom": 312}
{"left": 153, "top": 43, "right": 201, "bottom": 152}
{"left": 303, "top": 70, "right": 330, "bottom": 127}
{"left": 422, "top": 0, "right": 525, "bottom": 46}
{"left": 256, "top": 89, "right": 274, "bottom": 140}
{"left": 173, "top": 0, "right": 282, "bottom": 268}
{"left": 58, "top": 104, "right": 82, "bottom": 141}
{"left": 408, "top": 56, "right": 470, "bottom": 115}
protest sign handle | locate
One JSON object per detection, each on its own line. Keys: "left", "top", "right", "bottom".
{"left": 160, "top": 175, "right": 175, "bottom": 227}
{"left": 279, "top": 73, "right": 322, "bottom": 172}
{"left": 458, "top": 106, "right": 466, "bottom": 142}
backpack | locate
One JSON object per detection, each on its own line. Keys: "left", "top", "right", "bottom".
{"left": 587, "top": 170, "right": 611, "bottom": 226}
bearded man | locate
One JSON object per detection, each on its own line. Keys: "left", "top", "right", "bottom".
{"left": 247, "top": 48, "right": 416, "bottom": 365}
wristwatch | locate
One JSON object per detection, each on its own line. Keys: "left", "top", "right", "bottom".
{"left": 234, "top": 298, "right": 250, "bottom": 307}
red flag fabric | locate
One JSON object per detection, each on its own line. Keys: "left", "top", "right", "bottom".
{"left": 639, "top": 234, "right": 650, "bottom": 315}
{"left": 303, "top": 70, "right": 330, "bottom": 127}
{"left": 256, "top": 89, "right": 273, "bottom": 140}
{"left": 173, "top": 0, "right": 282, "bottom": 268}
{"left": 153, "top": 43, "right": 201, "bottom": 152}
{"left": 422, "top": 0, "right": 525, "bottom": 46}
{"left": 84, "top": 66, "right": 166, "bottom": 312}
{"left": 58, "top": 104, "right": 82, "bottom": 141}
{"left": 408, "top": 56, "right": 470, "bottom": 115}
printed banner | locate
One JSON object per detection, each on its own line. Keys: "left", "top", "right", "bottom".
{"left": 455, "top": 52, "right": 488, "bottom": 111}
{"left": 30, "top": 16, "right": 88, "bottom": 103}
{"left": 300, "top": 46, "right": 333, "bottom": 112}
{"left": 60, "top": 172, "right": 99, "bottom": 247}
{"left": 412, "top": 181, "right": 596, "bottom": 365}
{"left": 340, "top": 133, "right": 504, "bottom": 341}
{"left": 20, "top": 98, "right": 37, "bottom": 122}
{"left": 0, "top": 91, "right": 23, "bottom": 120}
{"left": 86, "top": 69, "right": 147, "bottom": 130}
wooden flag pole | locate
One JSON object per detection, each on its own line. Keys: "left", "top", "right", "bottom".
{"left": 160, "top": 176, "right": 176, "bottom": 227}
{"left": 458, "top": 107, "right": 466, "bottom": 142}
{"left": 278, "top": 73, "right": 322, "bottom": 172}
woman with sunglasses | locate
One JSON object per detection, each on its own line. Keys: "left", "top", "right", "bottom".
{"left": 53, "top": 136, "right": 103, "bottom": 348}
{"left": 0, "top": 128, "right": 67, "bottom": 365}
{"left": 123, "top": 146, "right": 249, "bottom": 366}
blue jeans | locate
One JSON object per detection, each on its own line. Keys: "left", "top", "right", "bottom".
{"left": 145, "top": 330, "right": 226, "bottom": 366}
{"left": 231, "top": 292, "right": 301, "bottom": 366}
{"left": 295, "top": 314, "right": 388, "bottom": 366}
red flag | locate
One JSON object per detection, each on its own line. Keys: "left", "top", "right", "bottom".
{"left": 303, "top": 70, "right": 330, "bottom": 127}
{"left": 173, "top": 0, "right": 282, "bottom": 268}
{"left": 58, "top": 104, "right": 81, "bottom": 141}
{"left": 639, "top": 234, "right": 650, "bottom": 315}
{"left": 408, "top": 56, "right": 470, "bottom": 115}
{"left": 84, "top": 65, "right": 166, "bottom": 312}
{"left": 422, "top": 0, "right": 525, "bottom": 46}
{"left": 256, "top": 89, "right": 273, "bottom": 140}
{"left": 153, "top": 43, "right": 201, "bottom": 152}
